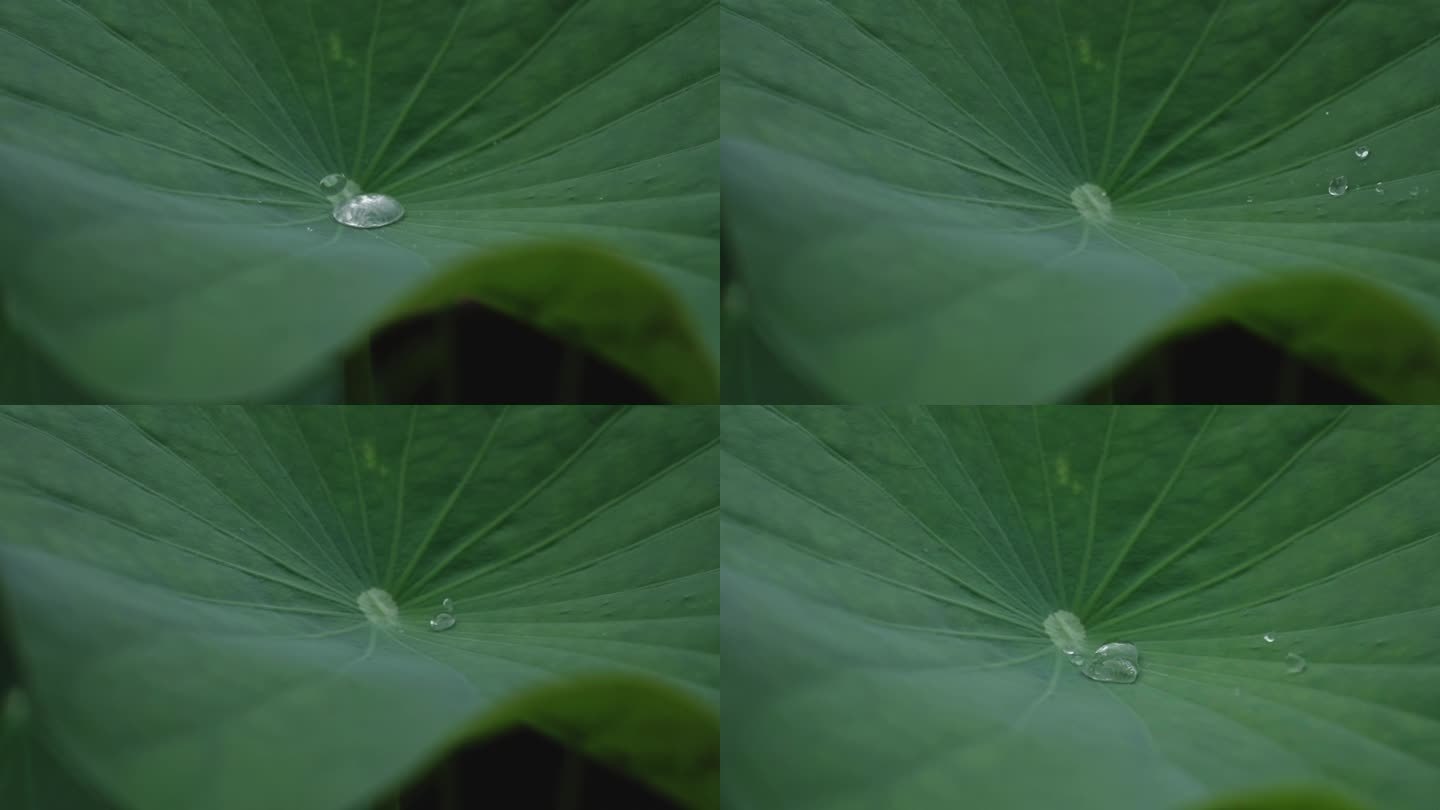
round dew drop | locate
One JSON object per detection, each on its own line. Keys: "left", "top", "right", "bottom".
{"left": 1355, "top": 146, "right": 1370, "bottom": 160}
{"left": 1285, "top": 652, "right": 1307, "bottom": 675}
{"left": 317, "top": 173, "right": 404, "bottom": 229}
{"left": 1328, "top": 176, "right": 1349, "bottom": 197}
{"left": 441, "top": 597, "right": 454, "bottom": 611}
{"left": 1263, "top": 632, "right": 1276, "bottom": 643}
{"left": 333, "top": 194, "right": 405, "bottom": 229}
{"left": 430, "top": 613, "right": 456, "bottom": 632}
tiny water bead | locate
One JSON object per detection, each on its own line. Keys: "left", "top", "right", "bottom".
{"left": 429, "top": 613, "right": 456, "bottom": 632}
{"left": 1286, "top": 653, "right": 1307, "bottom": 675}
{"left": 317, "top": 172, "right": 404, "bottom": 229}
{"left": 1328, "top": 176, "right": 1349, "bottom": 197}
{"left": 1375, "top": 182, "right": 1384, "bottom": 194}
{"left": 1355, "top": 146, "right": 1370, "bottom": 160}
{"left": 1263, "top": 632, "right": 1276, "bottom": 643}
{"left": 1082, "top": 642, "right": 1140, "bottom": 684}
{"left": 442, "top": 597, "right": 454, "bottom": 611}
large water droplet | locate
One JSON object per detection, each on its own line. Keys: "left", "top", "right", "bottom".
{"left": 429, "top": 613, "right": 456, "bottom": 632}
{"left": 1355, "top": 146, "right": 1370, "bottom": 160}
{"left": 1263, "top": 632, "right": 1276, "bottom": 643}
{"left": 1328, "top": 176, "right": 1349, "bottom": 197}
{"left": 1285, "top": 652, "right": 1306, "bottom": 674}
{"left": 1081, "top": 641, "right": 1140, "bottom": 684}
{"left": 318, "top": 173, "right": 404, "bottom": 229}
{"left": 333, "top": 193, "right": 405, "bottom": 229}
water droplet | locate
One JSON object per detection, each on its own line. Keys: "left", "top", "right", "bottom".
{"left": 1324, "top": 110, "right": 1331, "bottom": 116}
{"left": 318, "top": 173, "right": 403, "bottom": 229}
{"left": 333, "top": 193, "right": 405, "bottom": 229}
{"left": 1285, "top": 652, "right": 1306, "bottom": 674}
{"left": 1355, "top": 146, "right": 1370, "bottom": 160}
{"left": 1081, "top": 641, "right": 1139, "bottom": 684}
{"left": 1328, "top": 176, "right": 1349, "bottom": 197}
{"left": 429, "top": 613, "right": 456, "bottom": 632}
{"left": 1246, "top": 195, "right": 1255, "bottom": 204}
{"left": 1375, "top": 181, "right": 1384, "bottom": 194}
{"left": 306, "top": 226, "right": 314, "bottom": 232}
{"left": 441, "top": 597, "right": 454, "bottom": 611}
{"left": 1411, "top": 187, "right": 1421, "bottom": 198}
{"left": 1263, "top": 632, "right": 1276, "bottom": 643}
{"left": 319, "top": 173, "right": 361, "bottom": 203}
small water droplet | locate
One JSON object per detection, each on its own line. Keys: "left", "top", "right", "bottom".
{"left": 333, "top": 193, "right": 405, "bottom": 229}
{"left": 429, "top": 613, "right": 456, "bottom": 632}
{"left": 1246, "top": 195, "right": 1255, "bottom": 204}
{"left": 1263, "top": 632, "right": 1276, "bottom": 643}
{"left": 441, "top": 597, "right": 454, "bottom": 611}
{"left": 1411, "top": 187, "right": 1421, "bottom": 198}
{"left": 1328, "top": 176, "right": 1349, "bottom": 197}
{"left": 1081, "top": 641, "right": 1139, "bottom": 684}
{"left": 1355, "top": 146, "right": 1370, "bottom": 160}
{"left": 1375, "top": 181, "right": 1384, "bottom": 194}
{"left": 306, "top": 226, "right": 314, "bottom": 232}
{"left": 1324, "top": 110, "right": 1331, "bottom": 116}
{"left": 1285, "top": 652, "right": 1306, "bottom": 674}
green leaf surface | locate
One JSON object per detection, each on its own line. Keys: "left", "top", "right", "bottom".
{"left": 0, "top": 405, "right": 718, "bottom": 810}
{"left": 0, "top": 0, "right": 718, "bottom": 401}
{"left": 722, "top": 0, "right": 1440, "bottom": 401}
{"left": 721, "top": 405, "right": 1440, "bottom": 810}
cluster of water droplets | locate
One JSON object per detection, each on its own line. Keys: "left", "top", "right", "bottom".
{"left": 1263, "top": 631, "right": 1307, "bottom": 674}
{"left": 430, "top": 597, "right": 456, "bottom": 632}
{"left": 320, "top": 173, "right": 404, "bottom": 229}
{"left": 1043, "top": 610, "right": 1139, "bottom": 684}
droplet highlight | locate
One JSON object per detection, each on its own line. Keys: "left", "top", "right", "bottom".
{"left": 1328, "top": 176, "right": 1349, "bottom": 197}
{"left": 429, "top": 613, "right": 456, "bottom": 632}
{"left": 1082, "top": 641, "right": 1140, "bottom": 684}
{"left": 1285, "top": 652, "right": 1307, "bottom": 674}
{"left": 1355, "top": 146, "right": 1370, "bottom": 160}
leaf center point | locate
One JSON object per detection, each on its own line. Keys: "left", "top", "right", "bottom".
{"left": 1043, "top": 609, "right": 1089, "bottom": 657}
{"left": 1070, "top": 183, "right": 1113, "bottom": 225}
{"left": 357, "top": 587, "right": 400, "bottom": 627}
